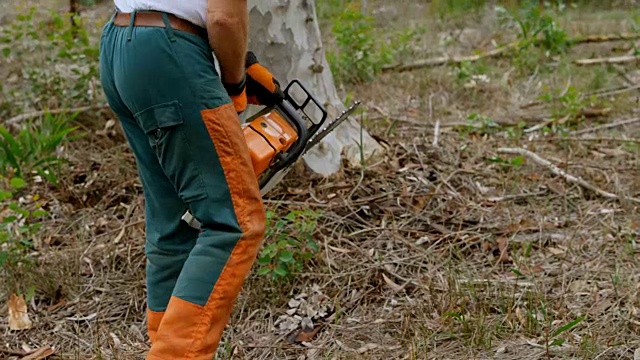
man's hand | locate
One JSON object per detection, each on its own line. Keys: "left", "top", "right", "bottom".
{"left": 245, "top": 51, "right": 284, "bottom": 107}
{"left": 206, "top": 0, "right": 248, "bottom": 113}
{"left": 222, "top": 76, "right": 247, "bottom": 114}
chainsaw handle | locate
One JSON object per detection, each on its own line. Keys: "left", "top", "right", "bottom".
{"left": 283, "top": 79, "right": 328, "bottom": 138}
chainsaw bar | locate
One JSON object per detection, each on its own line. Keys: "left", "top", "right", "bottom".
{"left": 304, "top": 100, "right": 361, "bottom": 153}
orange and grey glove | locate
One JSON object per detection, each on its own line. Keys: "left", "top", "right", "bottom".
{"left": 222, "top": 76, "right": 247, "bottom": 114}
{"left": 245, "top": 51, "right": 285, "bottom": 106}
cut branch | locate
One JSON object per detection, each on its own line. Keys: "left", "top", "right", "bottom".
{"left": 497, "top": 147, "right": 640, "bottom": 204}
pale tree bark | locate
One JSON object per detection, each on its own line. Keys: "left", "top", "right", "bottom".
{"left": 247, "top": 0, "right": 384, "bottom": 176}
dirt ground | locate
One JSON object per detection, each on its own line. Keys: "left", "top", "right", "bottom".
{"left": 2, "top": 1, "right": 640, "bottom": 359}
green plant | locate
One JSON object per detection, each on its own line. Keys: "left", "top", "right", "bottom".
{"left": 457, "top": 112, "right": 503, "bottom": 137}
{"left": 0, "top": 112, "right": 80, "bottom": 185}
{"left": 0, "top": 7, "right": 101, "bottom": 118}
{"left": 326, "top": 3, "right": 394, "bottom": 84}
{"left": 1, "top": 176, "right": 48, "bottom": 292}
{"left": 496, "top": 2, "right": 570, "bottom": 55}
{"left": 257, "top": 209, "right": 322, "bottom": 280}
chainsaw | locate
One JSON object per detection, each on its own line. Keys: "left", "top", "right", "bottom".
{"left": 181, "top": 79, "right": 360, "bottom": 230}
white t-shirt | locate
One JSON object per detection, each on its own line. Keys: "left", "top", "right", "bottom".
{"left": 114, "top": 0, "right": 207, "bottom": 28}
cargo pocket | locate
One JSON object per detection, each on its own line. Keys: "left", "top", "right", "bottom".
{"left": 134, "top": 100, "right": 208, "bottom": 202}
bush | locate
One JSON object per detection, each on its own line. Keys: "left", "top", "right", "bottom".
{"left": 326, "top": 3, "right": 394, "bottom": 84}
{"left": 257, "top": 209, "right": 322, "bottom": 281}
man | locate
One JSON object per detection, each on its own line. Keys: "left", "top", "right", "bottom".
{"left": 99, "top": 1, "right": 283, "bottom": 358}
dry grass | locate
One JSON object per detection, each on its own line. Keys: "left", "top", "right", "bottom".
{"left": 2, "top": 1, "right": 640, "bottom": 360}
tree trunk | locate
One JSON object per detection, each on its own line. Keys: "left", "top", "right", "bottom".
{"left": 247, "top": 0, "right": 384, "bottom": 176}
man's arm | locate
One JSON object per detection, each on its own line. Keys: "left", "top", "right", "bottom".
{"left": 206, "top": 0, "right": 248, "bottom": 85}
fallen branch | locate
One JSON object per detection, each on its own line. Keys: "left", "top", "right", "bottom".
{"left": 575, "top": 54, "right": 640, "bottom": 66}
{"left": 528, "top": 136, "right": 640, "bottom": 144}
{"left": 572, "top": 117, "right": 640, "bottom": 135}
{"left": 5, "top": 105, "right": 109, "bottom": 127}
{"left": 520, "top": 84, "right": 640, "bottom": 109}
{"left": 571, "top": 32, "right": 640, "bottom": 44}
{"left": 383, "top": 32, "right": 640, "bottom": 73}
{"left": 524, "top": 108, "right": 612, "bottom": 133}
{"left": 382, "top": 43, "right": 518, "bottom": 72}
{"left": 496, "top": 147, "right": 640, "bottom": 204}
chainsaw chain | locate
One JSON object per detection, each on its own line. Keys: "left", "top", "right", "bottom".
{"left": 304, "top": 101, "right": 361, "bottom": 153}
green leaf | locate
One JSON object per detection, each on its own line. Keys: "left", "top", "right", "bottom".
{"left": 552, "top": 315, "right": 585, "bottom": 337}
{"left": 31, "top": 210, "right": 47, "bottom": 218}
{"left": 257, "top": 254, "right": 272, "bottom": 265}
{"left": 0, "top": 190, "right": 11, "bottom": 201}
{"left": 277, "top": 240, "right": 289, "bottom": 249}
{"left": 274, "top": 266, "right": 289, "bottom": 277}
{"left": 307, "top": 241, "right": 320, "bottom": 252}
{"left": 10, "top": 177, "right": 26, "bottom": 189}
{"left": 511, "top": 268, "right": 524, "bottom": 277}
{"left": 263, "top": 243, "right": 277, "bottom": 256}
{"left": 510, "top": 156, "right": 526, "bottom": 166}
{"left": 279, "top": 250, "right": 294, "bottom": 263}
{"left": 2, "top": 215, "right": 17, "bottom": 224}
{"left": 549, "top": 338, "right": 565, "bottom": 347}
{"left": 257, "top": 267, "right": 271, "bottom": 276}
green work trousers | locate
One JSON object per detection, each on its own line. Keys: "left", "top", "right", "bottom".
{"left": 98, "top": 11, "right": 266, "bottom": 360}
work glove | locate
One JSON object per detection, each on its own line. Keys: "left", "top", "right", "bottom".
{"left": 245, "top": 51, "right": 285, "bottom": 106}
{"left": 222, "top": 76, "right": 247, "bottom": 114}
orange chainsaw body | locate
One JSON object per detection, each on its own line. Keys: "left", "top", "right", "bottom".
{"left": 243, "top": 109, "right": 299, "bottom": 176}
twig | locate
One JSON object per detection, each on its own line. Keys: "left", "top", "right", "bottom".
{"left": 496, "top": 147, "right": 640, "bottom": 204}
{"left": 572, "top": 117, "right": 640, "bottom": 135}
{"left": 432, "top": 120, "right": 440, "bottom": 147}
{"left": 0, "top": 348, "right": 26, "bottom": 356}
{"left": 5, "top": 105, "right": 108, "bottom": 127}
{"left": 575, "top": 54, "right": 640, "bottom": 66}
{"left": 524, "top": 114, "right": 570, "bottom": 133}
{"left": 486, "top": 190, "right": 548, "bottom": 202}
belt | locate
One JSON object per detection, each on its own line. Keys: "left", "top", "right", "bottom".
{"left": 113, "top": 11, "right": 208, "bottom": 40}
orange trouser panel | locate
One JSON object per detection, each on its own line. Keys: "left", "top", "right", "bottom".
{"left": 147, "top": 309, "right": 164, "bottom": 344}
